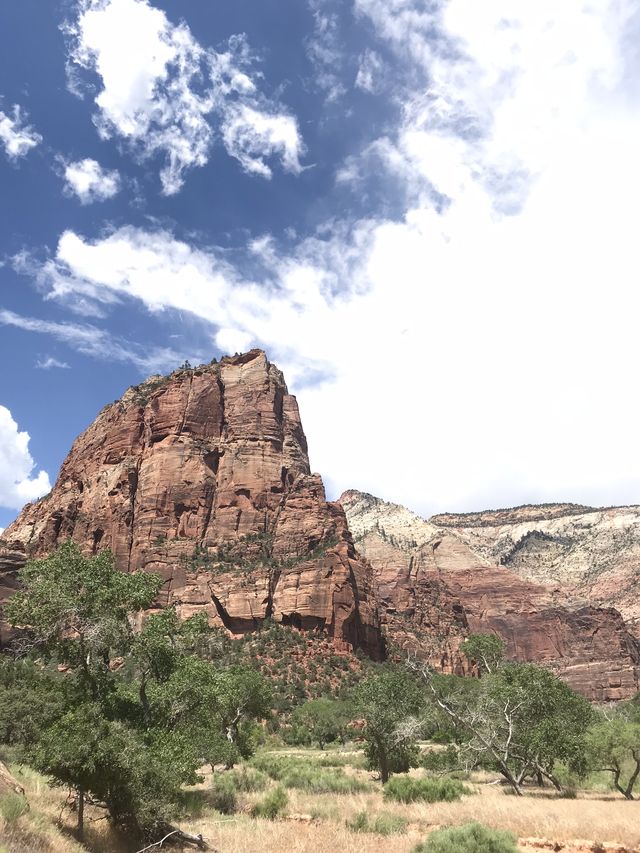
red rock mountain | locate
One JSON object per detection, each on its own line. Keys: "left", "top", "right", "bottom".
{"left": 0, "top": 351, "right": 382, "bottom": 657}
{"left": 340, "top": 490, "right": 640, "bottom": 701}
{"left": 2, "top": 352, "right": 639, "bottom": 701}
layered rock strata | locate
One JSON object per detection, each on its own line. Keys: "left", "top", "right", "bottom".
{"left": 431, "top": 504, "right": 640, "bottom": 634}
{"left": 340, "top": 490, "right": 640, "bottom": 701}
{"left": 1, "top": 352, "right": 382, "bottom": 657}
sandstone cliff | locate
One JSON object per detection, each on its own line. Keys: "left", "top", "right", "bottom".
{"left": 340, "top": 490, "right": 640, "bottom": 701}
{"left": 430, "top": 504, "right": 640, "bottom": 634}
{"left": 1, "top": 352, "right": 382, "bottom": 657}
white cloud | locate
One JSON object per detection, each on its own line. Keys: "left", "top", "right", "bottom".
{"left": 355, "top": 49, "right": 384, "bottom": 93}
{"left": 0, "top": 308, "right": 188, "bottom": 374}
{"left": 63, "top": 158, "right": 120, "bottom": 203}
{"left": 0, "top": 104, "right": 42, "bottom": 161}
{"left": 0, "top": 406, "right": 50, "bottom": 511}
{"left": 305, "top": 0, "right": 347, "bottom": 101}
{"left": 35, "top": 356, "right": 71, "bottom": 370}
{"left": 19, "top": 0, "right": 640, "bottom": 516}
{"left": 222, "top": 106, "right": 304, "bottom": 178}
{"left": 65, "top": 0, "right": 304, "bottom": 193}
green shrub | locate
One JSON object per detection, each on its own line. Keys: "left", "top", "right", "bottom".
{"left": 229, "top": 766, "right": 269, "bottom": 792}
{"left": 384, "top": 775, "right": 470, "bottom": 804}
{"left": 252, "top": 786, "right": 288, "bottom": 819}
{"left": 346, "top": 810, "right": 408, "bottom": 835}
{"left": 250, "top": 753, "right": 369, "bottom": 793}
{"left": 413, "top": 822, "right": 518, "bottom": 853}
{"left": 346, "top": 810, "right": 369, "bottom": 833}
{"left": 421, "top": 745, "right": 460, "bottom": 773}
{"left": 0, "top": 791, "right": 29, "bottom": 824}
{"left": 210, "top": 774, "right": 238, "bottom": 814}
{"left": 372, "top": 813, "right": 408, "bottom": 835}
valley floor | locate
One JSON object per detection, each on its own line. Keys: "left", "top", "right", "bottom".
{"left": 2, "top": 749, "right": 639, "bottom": 853}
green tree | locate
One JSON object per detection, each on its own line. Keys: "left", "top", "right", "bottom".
{"left": 291, "top": 698, "right": 352, "bottom": 749}
{"left": 2, "top": 542, "right": 268, "bottom": 841}
{"left": 586, "top": 718, "right": 640, "bottom": 800}
{"left": 459, "top": 634, "right": 505, "bottom": 674}
{"left": 410, "top": 658, "right": 593, "bottom": 794}
{"left": 355, "top": 670, "right": 424, "bottom": 783}
{"left": 5, "top": 542, "right": 161, "bottom": 701}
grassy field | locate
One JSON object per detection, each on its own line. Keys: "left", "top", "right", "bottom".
{"left": 2, "top": 747, "right": 640, "bottom": 853}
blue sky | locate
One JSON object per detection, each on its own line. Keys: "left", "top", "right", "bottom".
{"left": 1, "top": 0, "right": 640, "bottom": 531}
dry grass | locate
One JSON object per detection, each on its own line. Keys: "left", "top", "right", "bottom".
{"left": 2, "top": 751, "right": 640, "bottom": 853}
{"left": 0, "top": 765, "right": 123, "bottom": 853}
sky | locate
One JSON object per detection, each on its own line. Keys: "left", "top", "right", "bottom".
{"left": 1, "top": 0, "right": 640, "bottom": 532}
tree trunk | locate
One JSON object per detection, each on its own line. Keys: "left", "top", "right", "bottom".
{"left": 623, "top": 755, "right": 640, "bottom": 801}
{"left": 376, "top": 738, "right": 390, "bottom": 784}
{"left": 77, "top": 788, "right": 84, "bottom": 839}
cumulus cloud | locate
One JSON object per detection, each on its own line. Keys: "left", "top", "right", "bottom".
{"left": 0, "top": 104, "right": 42, "bottom": 161}
{"left": 18, "top": 0, "right": 640, "bottom": 515}
{"left": 0, "top": 406, "right": 51, "bottom": 510}
{"left": 63, "top": 157, "right": 120, "bottom": 203}
{"left": 65, "top": 0, "right": 304, "bottom": 193}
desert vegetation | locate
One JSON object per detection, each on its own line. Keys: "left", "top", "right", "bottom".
{"left": 1, "top": 544, "right": 640, "bottom": 852}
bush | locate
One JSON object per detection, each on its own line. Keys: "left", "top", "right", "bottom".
{"left": 228, "top": 766, "right": 269, "bottom": 792}
{"left": 413, "top": 822, "right": 518, "bottom": 853}
{"left": 346, "top": 810, "right": 369, "bottom": 833}
{"left": 252, "top": 786, "right": 288, "bottom": 819}
{"left": 250, "top": 753, "right": 369, "bottom": 793}
{"left": 346, "top": 810, "right": 408, "bottom": 835}
{"left": 210, "top": 774, "right": 238, "bottom": 814}
{"left": 384, "top": 775, "right": 470, "bottom": 804}
{"left": 0, "top": 791, "right": 29, "bottom": 824}
{"left": 372, "top": 813, "right": 408, "bottom": 835}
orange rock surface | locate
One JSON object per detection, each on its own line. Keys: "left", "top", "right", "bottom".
{"left": 0, "top": 352, "right": 382, "bottom": 657}
{"left": 341, "top": 490, "right": 640, "bottom": 700}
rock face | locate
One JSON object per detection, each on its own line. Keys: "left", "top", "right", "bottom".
{"left": 1, "top": 352, "right": 382, "bottom": 658}
{"left": 430, "top": 504, "right": 640, "bottom": 635}
{"left": 340, "top": 491, "right": 640, "bottom": 701}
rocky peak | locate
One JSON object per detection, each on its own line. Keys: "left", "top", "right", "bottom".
{"left": 1, "top": 351, "right": 382, "bottom": 657}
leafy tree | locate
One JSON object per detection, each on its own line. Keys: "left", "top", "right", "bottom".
{"left": 2, "top": 542, "right": 268, "bottom": 841}
{"left": 460, "top": 634, "right": 505, "bottom": 674}
{"left": 586, "top": 718, "right": 640, "bottom": 800}
{"left": 5, "top": 542, "right": 161, "bottom": 701}
{"left": 410, "top": 658, "right": 593, "bottom": 794}
{"left": 290, "top": 698, "right": 352, "bottom": 748}
{"left": 355, "top": 670, "right": 424, "bottom": 782}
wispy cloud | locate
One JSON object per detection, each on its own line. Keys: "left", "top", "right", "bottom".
{"left": 64, "top": 0, "right": 305, "bottom": 193}
{"left": 305, "top": 0, "right": 347, "bottom": 101}
{"left": 0, "top": 103, "right": 42, "bottom": 161}
{"left": 35, "top": 356, "right": 71, "bottom": 370}
{"left": 0, "top": 308, "right": 188, "bottom": 374}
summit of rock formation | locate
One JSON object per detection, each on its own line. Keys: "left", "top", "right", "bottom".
{"left": 1, "top": 351, "right": 382, "bottom": 657}
{"left": 340, "top": 490, "right": 640, "bottom": 701}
